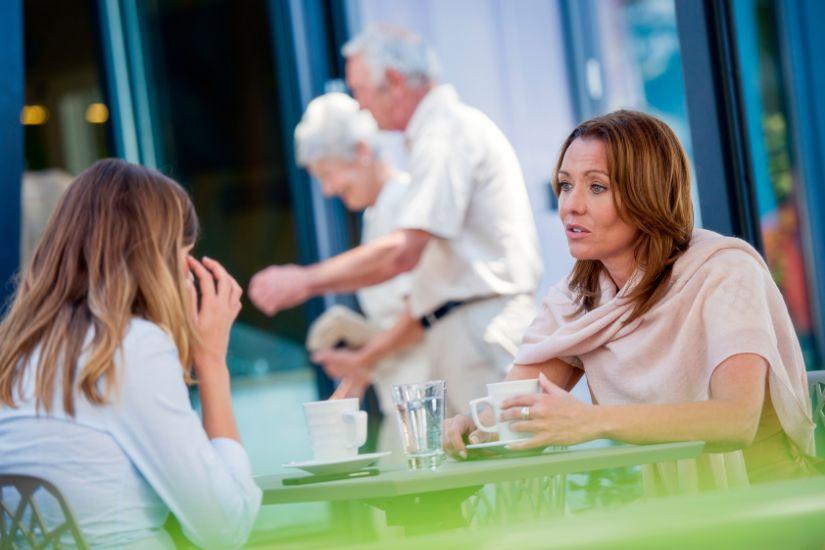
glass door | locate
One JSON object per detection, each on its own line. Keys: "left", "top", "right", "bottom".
{"left": 125, "top": 0, "right": 310, "bottom": 376}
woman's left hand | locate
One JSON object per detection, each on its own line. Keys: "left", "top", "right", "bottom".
{"left": 499, "top": 373, "right": 598, "bottom": 450}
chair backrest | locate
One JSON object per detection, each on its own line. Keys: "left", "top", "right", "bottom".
{"left": 807, "top": 370, "right": 825, "bottom": 457}
{"left": 0, "top": 474, "right": 87, "bottom": 549}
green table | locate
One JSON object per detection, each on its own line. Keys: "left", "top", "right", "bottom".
{"left": 256, "top": 440, "right": 705, "bottom": 535}
{"left": 350, "top": 473, "right": 825, "bottom": 549}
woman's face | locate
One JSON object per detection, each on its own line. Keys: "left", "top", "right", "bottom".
{"left": 308, "top": 150, "right": 378, "bottom": 211}
{"left": 557, "top": 138, "right": 640, "bottom": 270}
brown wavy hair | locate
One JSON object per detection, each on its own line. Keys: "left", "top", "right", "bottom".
{"left": 0, "top": 158, "right": 199, "bottom": 415}
{"left": 554, "top": 110, "right": 693, "bottom": 321}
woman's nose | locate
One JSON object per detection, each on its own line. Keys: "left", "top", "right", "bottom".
{"left": 560, "top": 186, "right": 586, "bottom": 215}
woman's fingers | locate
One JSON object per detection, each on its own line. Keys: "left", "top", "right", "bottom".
{"left": 538, "top": 372, "right": 565, "bottom": 395}
{"left": 443, "top": 416, "right": 471, "bottom": 459}
{"left": 202, "top": 256, "right": 231, "bottom": 302}
{"left": 186, "top": 277, "right": 199, "bottom": 322}
{"left": 507, "top": 420, "right": 539, "bottom": 433}
{"left": 499, "top": 405, "right": 539, "bottom": 422}
{"left": 500, "top": 393, "right": 539, "bottom": 410}
{"left": 187, "top": 256, "right": 216, "bottom": 302}
{"left": 450, "top": 425, "right": 468, "bottom": 459}
{"left": 230, "top": 278, "right": 243, "bottom": 306}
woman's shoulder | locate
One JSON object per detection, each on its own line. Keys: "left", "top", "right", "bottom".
{"left": 679, "top": 229, "right": 768, "bottom": 281}
{"left": 123, "top": 318, "right": 176, "bottom": 349}
{"left": 119, "top": 319, "right": 181, "bottom": 373}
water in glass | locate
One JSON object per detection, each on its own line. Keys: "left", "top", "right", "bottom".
{"left": 391, "top": 380, "right": 447, "bottom": 470}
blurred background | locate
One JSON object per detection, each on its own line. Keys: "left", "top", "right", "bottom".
{"left": 2, "top": 0, "right": 825, "bottom": 539}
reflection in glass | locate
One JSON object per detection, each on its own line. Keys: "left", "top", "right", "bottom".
{"left": 22, "top": 0, "right": 112, "bottom": 265}
{"left": 733, "top": 0, "right": 822, "bottom": 369}
{"left": 136, "top": 0, "right": 309, "bottom": 375}
{"left": 592, "top": 0, "right": 701, "bottom": 226}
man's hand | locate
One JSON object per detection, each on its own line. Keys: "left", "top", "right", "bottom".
{"left": 248, "top": 264, "right": 312, "bottom": 316}
{"left": 312, "top": 348, "right": 370, "bottom": 380}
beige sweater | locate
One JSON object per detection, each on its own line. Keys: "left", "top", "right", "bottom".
{"left": 515, "top": 228, "right": 815, "bottom": 457}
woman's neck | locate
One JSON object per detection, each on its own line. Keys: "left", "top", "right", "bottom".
{"left": 602, "top": 253, "right": 637, "bottom": 291}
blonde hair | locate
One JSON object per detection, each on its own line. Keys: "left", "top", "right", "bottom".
{"left": 554, "top": 110, "right": 694, "bottom": 321}
{"left": 0, "top": 158, "right": 200, "bottom": 415}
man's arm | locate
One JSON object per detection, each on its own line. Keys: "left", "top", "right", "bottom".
{"left": 307, "top": 229, "right": 430, "bottom": 293}
{"left": 312, "top": 306, "right": 424, "bottom": 381}
{"left": 249, "top": 229, "right": 431, "bottom": 316}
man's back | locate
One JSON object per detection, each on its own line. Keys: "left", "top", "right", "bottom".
{"left": 399, "top": 84, "right": 543, "bottom": 317}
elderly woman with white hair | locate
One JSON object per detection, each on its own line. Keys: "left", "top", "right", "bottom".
{"left": 292, "top": 92, "right": 429, "bottom": 425}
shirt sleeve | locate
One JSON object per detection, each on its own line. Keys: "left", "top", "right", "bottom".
{"left": 396, "top": 133, "right": 475, "bottom": 239}
{"left": 108, "top": 324, "right": 262, "bottom": 550}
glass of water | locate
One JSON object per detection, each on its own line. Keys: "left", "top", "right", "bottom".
{"left": 391, "top": 380, "right": 447, "bottom": 470}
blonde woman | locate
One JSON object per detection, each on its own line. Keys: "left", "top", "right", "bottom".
{"left": 0, "top": 159, "right": 261, "bottom": 548}
{"left": 444, "top": 110, "right": 820, "bottom": 487}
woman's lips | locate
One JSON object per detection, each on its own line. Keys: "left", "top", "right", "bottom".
{"left": 565, "top": 223, "right": 591, "bottom": 240}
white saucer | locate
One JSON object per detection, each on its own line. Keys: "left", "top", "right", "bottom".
{"left": 282, "top": 451, "right": 391, "bottom": 475}
{"left": 469, "top": 440, "right": 522, "bottom": 449}
{"left": 465, "top": 440, "right": 565, "bottom": 457}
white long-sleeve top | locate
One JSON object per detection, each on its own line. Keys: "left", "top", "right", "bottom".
{"left": 0, "top": 318, "right": 262, "bottom": 549}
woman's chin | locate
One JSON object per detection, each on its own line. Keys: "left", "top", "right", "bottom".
{"left": 567, "top": 243, "right": 595, "bottom": 261}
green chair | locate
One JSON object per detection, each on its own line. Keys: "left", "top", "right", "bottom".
{"left": 808, "top": 370, "right": 825, "bottom": 456}
{"left": 0, "top": 474, "right": 87, "bottom": 549}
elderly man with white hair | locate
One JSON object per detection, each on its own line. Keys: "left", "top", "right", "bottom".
{"left": 293, "top": 92, "right": 429, "bottom": 423}
{"left": 250, "top": 25, "right": 542, "bottom": 414}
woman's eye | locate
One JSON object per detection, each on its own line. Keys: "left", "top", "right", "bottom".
{"left": 590, "top": 183, "right": 607, "bottom": 194}
{"left": 559, "top": 181, "right": 573, "bottom": 192}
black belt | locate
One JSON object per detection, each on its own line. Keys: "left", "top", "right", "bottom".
{"left": 419, "top": 300, "right": 467, "bottom": 329}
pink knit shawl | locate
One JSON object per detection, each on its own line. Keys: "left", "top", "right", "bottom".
{"left": 515, "top": 229, "right": 815, "bottom": 455}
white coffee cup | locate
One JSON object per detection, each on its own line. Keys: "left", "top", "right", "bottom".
{"left": 303, "top": 398, "right": 368, "bottom": 460}
{"left": 469, "top": 379, "right": 540, "bottom": 442}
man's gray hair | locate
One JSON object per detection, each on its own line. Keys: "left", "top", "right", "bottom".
{"left": 342, "top": 24, "right": 440, "bottom": 86}
{"left": 294, "top": 92, "right": 379, "bottom": 165}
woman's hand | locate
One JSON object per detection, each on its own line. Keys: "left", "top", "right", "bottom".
{"left": 311, "top": 347, "right": 370, "bottom": 380}
{"left": 499, "top": 373, "right": 598, "bottom": 450}
{"left": 443, "top": 412, "right": 498, "bottom": 460}
{"left": 186, "top": 256, "right": 242, "bottom": 377}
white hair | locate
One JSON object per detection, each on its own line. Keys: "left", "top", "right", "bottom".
{"left": 342, "top": 24, "right": 440, "bottom": 86}
{"left": 294, "top": 92, "right": 379, "bottom": 165}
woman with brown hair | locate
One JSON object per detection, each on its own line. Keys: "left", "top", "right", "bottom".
{"left": 0, "top": 159, "right": 261, "bottom": 547}
{"left": 444, "top": 110, "right": 819, "bottom": 486}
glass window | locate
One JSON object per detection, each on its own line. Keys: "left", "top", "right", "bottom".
{"left": 732, "top": 0, "right": 822, "bottom": 369}
{"left": 589, "top": 0, "right": 702, "bottom": 226}
{"left": 134, "top": 0, "right": 309, "bottom": 375}
{"left": 22, "top": 0, "right": 113, "bottom": 265}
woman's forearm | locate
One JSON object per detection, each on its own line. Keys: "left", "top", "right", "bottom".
{"left": 592, "top": 398, "right": 760, "bottom": 451}
{"left": 197, "top": 365, "right": 241, "bottom": 442}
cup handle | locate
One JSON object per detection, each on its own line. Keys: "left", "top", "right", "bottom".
{"left": 343, "top": 410, "right": 368, "bottom": 449}
{"left": 469, "top": 397, "right": 498, "bottom": 433}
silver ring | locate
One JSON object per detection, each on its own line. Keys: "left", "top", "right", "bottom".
{"left": 520, "top": 406, "right": 531, "bottom": 421}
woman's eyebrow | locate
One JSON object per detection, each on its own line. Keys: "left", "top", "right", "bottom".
{"left": 557, "top": 169, "right": 609, "bottom": 177}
